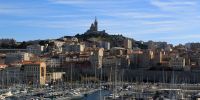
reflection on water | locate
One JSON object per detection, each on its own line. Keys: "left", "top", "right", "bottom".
{"left": 83, "top": 90, "right": 111, "bottom": 100}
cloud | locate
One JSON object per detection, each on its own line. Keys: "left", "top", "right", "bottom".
{"left": 0, "top": 4, "right": 51, "bottom": 17}
{"left": 0, "top": 4, "right": 26, "bottom": 15}
{"left": 101, "top": 11, "right": 172, "bottom": 19}
{"left": 141, "top": 20, "right": 176, "bottom": 25}
{"left": 48, "top": 0, "right": 88, "bottom": 4}
{"left": 159, "top": 34, "right": 200, "bottom": 40}
{"left": 49, "top": 0, "right": 134, "bottom": 5}
{"left": 150, "top": 0, "right": 198, "bottom": 12}
{"left": 134, "top": 27, "right": 176, "bottom": 35}
{"left": 12, "top": 19, "right": 90, "bottom": 29}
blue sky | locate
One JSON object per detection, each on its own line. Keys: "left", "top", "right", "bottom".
{"left": 0, "top": 0, "right": 200, "bottom": 44}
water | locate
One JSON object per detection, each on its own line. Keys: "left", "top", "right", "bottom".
{"left": 83, "top": 90, "right": 111, "bottom": 100}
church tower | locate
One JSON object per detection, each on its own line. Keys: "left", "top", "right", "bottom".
{"left": 90, "top": 23, "right": 95, "bottom": 31}
{"left": 94, "top": 17, "right": 98, "bottom": 31}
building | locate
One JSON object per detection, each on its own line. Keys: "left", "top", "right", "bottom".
{"left": 27, "top": 44, "right": 44, "bottom": 55}
{"left": 164, "top": 45, "right": 172, "bottom": 52}
{"left": 118, "top": 55, "right": 130, "bottom": 68}
{"left": 98, "top": 41, "right": 110, "bottom": 50}
{"left": 0, "top": 39, "right": 16, "bottom": 46}
{"left": 146, "top": 41, "right": 156, "bottom": 50}
{"left": 52, "top": 40, "right": 65, "bottom": 53}
{"left": 60, "top": 36, "right": 78, "bottom": 43}
{"left": 22, "top": 62, "right": 46, "bottom": 85}
{"left": 186, "top": 43, "right": 200, "bottom": 50}
{"left": 169, "top": 56, "right": 185, "bottom": 70}
{"left": 89, "top": 48, "right": 104, "bottom": 69}
{"left": 153, "top": 51, "right": 163, "bottom": 66}
{"left": 0, "top": 49, "right": 27, "bottom": 54}
{"left": 1, "top": 64, "right": 22, "bottom": 85}
{"left": 5, "top": 52, "right": 31, "bottom": 64}
{"left": 130, "top": 49, "right": 143, "bottom": 69}
{"left": 0, "top": 62, "right": 47, "bottom": 86}
{"left": 103, "top": 55, "right": 130, "bottom": 69}
{"left": 62, "top": 43, "right": 85, "bottom": 53}
{"left": 103, "top": 56, "right": 118, "bottom": 68}
{"left": 110, "top": 47, "right": 126, "bottom": 56}
{"left": 145, "top": 41, "right": 169, "bottom": 50}
{"left": 124, "top": 39, "right": 132, "bottom": 49}
{"left": 85, "top": 17, "right": 98, "bottom": 34}
{"left": 46, "top": 58, "right": 61, "bottom": 68}
{"left": 46, "top": 72, "right": 65, "bottom": 83}
{"left": 84, "top": 18, "right": 108, "bottom": 35}
{"left": 138, "top": 50, "right": 153, "bottom": 69}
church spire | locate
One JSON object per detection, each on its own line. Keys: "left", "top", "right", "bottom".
{"left": 94, "top": 16, "right": 98, "bottom": 31}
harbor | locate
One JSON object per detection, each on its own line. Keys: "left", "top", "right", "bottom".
{"left": 2, "top": 82, "right": 200, "bottom": 100}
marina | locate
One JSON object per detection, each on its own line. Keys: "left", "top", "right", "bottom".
{"left": 1, "top": 82, "right": 200, "bottom": 100}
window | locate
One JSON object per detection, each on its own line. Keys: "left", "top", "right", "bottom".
{"left": 41, "top": 67, "right": 44, "bottom": 77}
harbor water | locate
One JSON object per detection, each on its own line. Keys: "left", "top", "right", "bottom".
{"left": 83, "top": 90, "right": 111, "bottom": 100}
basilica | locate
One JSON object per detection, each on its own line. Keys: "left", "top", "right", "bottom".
{"left": 84, "top": 17, "right": 107, "bottom": 35}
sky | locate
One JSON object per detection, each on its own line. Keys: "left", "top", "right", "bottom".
{"left": 0, "top": 0, "right": 200, "bottom": 44}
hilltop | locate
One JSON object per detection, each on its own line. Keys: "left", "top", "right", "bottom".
{"left": 0, "top": 18, "right": 148, "bottom": 49}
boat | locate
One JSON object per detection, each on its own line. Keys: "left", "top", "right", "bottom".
{"left": 0, "top": 91, "right": 13, "bottom": 99}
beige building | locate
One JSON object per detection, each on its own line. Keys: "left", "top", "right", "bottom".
{"left": 0, "top": 62, "right": 46, "bottom": 86}
{"left": 153, "top": 51, "right": 163, "bottom": 65}
{"left": 124, "top": 39, "right": 132, "bottom": 49}
{"left": 22, "top": 62, "right": 46, "bottom": 85}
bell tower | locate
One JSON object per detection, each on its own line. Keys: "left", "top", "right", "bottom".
{"left": 94, "top": 17, "right": 98, "bottom": 31}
